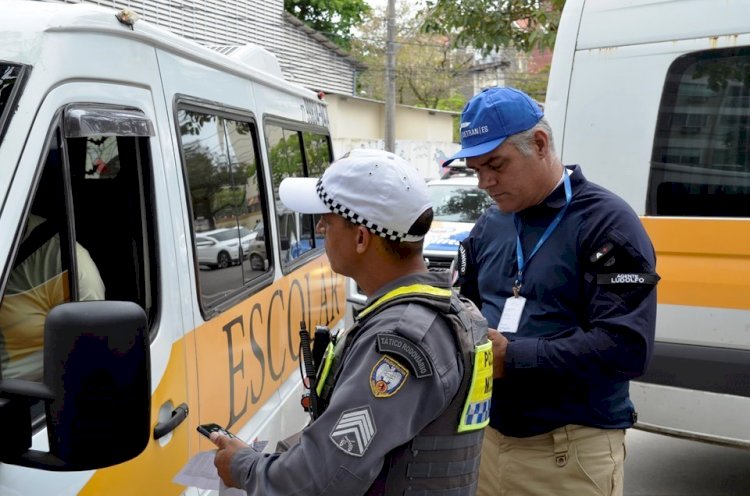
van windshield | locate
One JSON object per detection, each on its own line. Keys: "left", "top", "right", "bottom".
{"left": 0, "top": 64, "right": 26, "bottom": 145}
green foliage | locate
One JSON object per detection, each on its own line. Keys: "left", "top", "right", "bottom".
{"left": 510, "top": 64, "right": 550, "bottom": 102}
{"left": 693, "top": 56, "right": 750, "bottom": 93}
{"left": 351, "top": 4, "right": 472, "bottom": 111}
{"left": 422, "top": 0, "right": 565, "bottom": 55}
{"left": 284, "top": 0, "right": 371, "bottom": 50}
{"left": 184, "top": 144, "right": 248, "bottom": 229}
{"left": 267, "top": 132, "right": 304, "bottom": 190}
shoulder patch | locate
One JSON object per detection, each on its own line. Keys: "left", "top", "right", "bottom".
{"left": 329, "top": 406, "right": 376, "bottom": 457}
{"left": 590, "top": 241, "right": 615, "bottom": 265}
{"left": 457, "top": 243, "right": 468, "bottom": 276}
{"left": 377, "top": 334, "right": 433, "bottom": 378}
{"left": 370, "top": 355, "right": 408, "bottom": 398}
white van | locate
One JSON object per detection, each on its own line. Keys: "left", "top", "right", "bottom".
{"left": 546, "top": 0, "right": 750, "bottom": 448}
{"left": 0, "top": 2, "right": 343, "bottom": 494}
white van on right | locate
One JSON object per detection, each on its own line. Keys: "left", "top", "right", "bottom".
{"left": 545, "top": 0, "right": 750, "bottom": 448}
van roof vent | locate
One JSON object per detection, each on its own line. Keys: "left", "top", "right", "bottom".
{"left": 207, "top": 44, "right": 284, "bottom": 80}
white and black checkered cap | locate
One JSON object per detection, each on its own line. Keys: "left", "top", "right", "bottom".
{"left": 279, "top": 149, "right": 432, "bottom": 242}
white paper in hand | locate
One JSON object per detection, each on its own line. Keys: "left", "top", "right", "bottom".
{"left": 173, "top": 450, "right": 245, "bottom": 496}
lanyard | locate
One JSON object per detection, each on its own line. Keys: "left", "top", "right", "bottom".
{"left": 513, "top": 170, "right": 572, "bottom": 296}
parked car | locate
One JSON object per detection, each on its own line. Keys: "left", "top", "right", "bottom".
{"left": 196, "top": 226, "right": 255, "bottom": 269}
{"left": 246, "top": 224, "right": 268, "bottom": 271}
{"left": 423, "top": 165, "right": 493, "bottom": 272}
{"left": 345, "top": 164, "right": 493, "bottom": 324}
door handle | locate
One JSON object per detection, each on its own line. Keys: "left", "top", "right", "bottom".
{"left": 153, "top": 402, "right": 189, "bottom": 440}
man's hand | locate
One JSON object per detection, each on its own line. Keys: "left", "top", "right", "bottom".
{"left": 210, "top": 431, "right": 249, "bottom": 489}
{"left": 488, "top": 328, "right": 508, "bottom": 378}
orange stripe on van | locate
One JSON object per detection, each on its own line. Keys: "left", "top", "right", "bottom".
{"left": 641, "top": 217, "right": 750, "bottom": 310}
{"left": 80, "top": 256, "right": 345, "bottom": 494}
{"left": 79, "top": 340, "right": 190, "bottom": 496}
{"left": 191, "top": 258, "right": 345, "bottom": 440}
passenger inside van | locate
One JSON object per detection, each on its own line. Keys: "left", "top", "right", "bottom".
{"left": 0, "top": 212, "right": 105, "bottom": 381}
{"left": 0, "top": 130, "right": 150, "bottom": 382}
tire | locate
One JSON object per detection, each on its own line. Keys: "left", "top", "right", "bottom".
{"left": 250, "top": 253, "right": 265, "bottom": 271}
{"left": 217, "top": 251, "right": 231, "bottom": 269}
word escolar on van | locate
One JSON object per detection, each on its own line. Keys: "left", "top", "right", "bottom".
{"left": 0, "top": 2, "right": 343, "bottom": 494}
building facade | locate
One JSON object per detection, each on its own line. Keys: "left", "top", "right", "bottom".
{"left": 48, "top": 0, "right": 363, "bottom": 95}
{"left": 325, "top": 93, "right": 459, "bottom": 179}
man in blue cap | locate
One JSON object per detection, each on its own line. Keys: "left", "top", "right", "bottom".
{"left": 447, "top": 87, "right": 660, "bottom": 496}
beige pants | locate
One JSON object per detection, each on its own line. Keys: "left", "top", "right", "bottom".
{"left": 477, "top": 424, "right": 626, "bottom": 496}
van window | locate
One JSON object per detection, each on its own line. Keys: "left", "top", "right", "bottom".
{"left": 177, "top": 108, "right": 271, "bottom": 311}
{"left": 302, "top": 131, "right": 331, "bottom": 176}
{"left": 266, "top": 123, "right": 331, "bottom": 269}
{"left": 0, "top": 63, "right": 27, "bottom": 145}
{"left": 648, "top": 47, "right": 750, "bottom": 217}
{"left": 0, "top": 106, "right": 157, "bottom": 383}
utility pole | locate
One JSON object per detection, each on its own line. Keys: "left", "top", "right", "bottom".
{"left": 384, "top": 0, "right": 396, "bottom": 152}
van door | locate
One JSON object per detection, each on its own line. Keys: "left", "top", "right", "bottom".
{"left": 0, "top": 83, "right": 191, "bottom": 495}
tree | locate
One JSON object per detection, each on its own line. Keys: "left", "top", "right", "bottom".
{"left": 507, "top": 64, "right": 550, "bottom": 101}
{"left": 284, "top": 0, "right": 371, "bottom": 50}
{"left": 351, "top": 4, "right": 473, "bottom": 112}
{"left": 422, "top": 0, "right": 565, "bottom": 55}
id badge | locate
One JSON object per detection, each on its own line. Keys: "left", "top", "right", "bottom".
{"left": 497, "top": 296, "right": 526, "bottom": 334}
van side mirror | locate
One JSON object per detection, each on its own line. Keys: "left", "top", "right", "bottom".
{"left": 0, "top": 300, "right": 151, "bottom": 471}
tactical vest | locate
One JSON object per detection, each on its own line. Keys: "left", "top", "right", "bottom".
{"left": 316, "top": 284, "right": 492, "bottom": 496}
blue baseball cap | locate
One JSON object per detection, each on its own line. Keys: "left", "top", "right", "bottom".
{"left": 445, "top": 87, "right": 543, "bottom": 164}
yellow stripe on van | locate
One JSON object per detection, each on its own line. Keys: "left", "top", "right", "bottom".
{"left": 190, "top": 259, "right": 344, "bottom": 433}
{"left": 79, "top": 339, "right": 190, "bottom": 496}
{"left": 80, "top": 255, "right": 345, "bottom": 495}
{"left": 642, "top": 217, "right": 750, "bottom": 310}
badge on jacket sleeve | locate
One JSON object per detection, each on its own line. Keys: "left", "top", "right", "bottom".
{"left": 330, "top": 406, "right": 376, "bottom": 457}
{"left": 370, "top": 355, "right": 409, "bottom": 398}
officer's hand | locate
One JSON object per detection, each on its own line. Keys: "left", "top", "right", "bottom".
{"left": 487, "top": 328, "right": 508, "bottom": 378}
{"left": 210, "top": 431, "right": 248, "bottom": 488}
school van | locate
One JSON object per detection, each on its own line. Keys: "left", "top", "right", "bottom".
{"left": 0, "top": 2, "right": 344, "bottom": 494}
{"left": 545, "top": 0, "right": 750, "bottom": 448}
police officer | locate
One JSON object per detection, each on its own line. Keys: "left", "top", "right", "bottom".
{"left": 211, "top": 148, "right": 492, "bottom": 495}
{"left": 445, "top": 87, "right": 659, "bottom": 496}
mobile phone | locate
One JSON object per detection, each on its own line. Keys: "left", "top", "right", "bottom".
{"left": 197, "top": 422, "right": 235, "bottom": 439}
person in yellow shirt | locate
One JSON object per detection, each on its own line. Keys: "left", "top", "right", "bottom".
{"left": 0, "top": 213, "right": 105, "bottom": 381}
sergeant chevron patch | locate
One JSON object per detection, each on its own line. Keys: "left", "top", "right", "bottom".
{"left": 329, "top": 406, "right": 377, "bottom": 457}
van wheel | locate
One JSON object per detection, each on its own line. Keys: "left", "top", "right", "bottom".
{"left": 217, "top": 251, "right": 231, "bottom": 269}
{"left": 250, "top": 253, "right": 265, "bottom": 271}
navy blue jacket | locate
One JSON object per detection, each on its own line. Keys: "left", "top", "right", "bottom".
{"left": 458, "top": 165, "right": 658, "bottom": 437}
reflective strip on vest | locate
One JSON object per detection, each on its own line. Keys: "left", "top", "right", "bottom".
{"left": 316, "top": 342, "right": 335, "bottom": 397}
{"left": 317, "top": 285, "right": 450, "bottom": 397}
{"left": 356, "top": 284, "right": 452, "bottom": 320}
{"left": 458, "top": 340, "right": 493, "bottom": 432}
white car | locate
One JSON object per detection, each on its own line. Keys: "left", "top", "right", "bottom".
{"left": 196, "top": 226, "right": 256, "bottom": 269}
{"left": 246, "top": 222, "right": 269, "bottom": 271}
{"left": 345, "top": 165, "right": 493, "bottom": 323}
{"left": 423, "top": 168, "right": 493, "bottom": 272}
